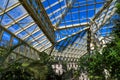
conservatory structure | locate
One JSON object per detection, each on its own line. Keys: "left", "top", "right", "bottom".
{"left": 0, "top": 0, "right": 117, "bottom": 61}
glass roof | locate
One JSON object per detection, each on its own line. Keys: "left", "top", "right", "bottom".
{"left": 0, "top": 0, "right": 117, "bottom": 58}
{"left": 0, "top": 0, "right": 52, "bottom": 52}
{"left": 42, "top": 0, "right": 104, "bottom": 27}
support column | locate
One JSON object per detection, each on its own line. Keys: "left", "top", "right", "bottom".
{"left": 9, "top": 36, "right": 14, "bottom": 47}
{"left": 87, "top": 28, "right": 91, "bottom": 54}
{"left": 0, "top": 28, "right": 3, "bottom": 41}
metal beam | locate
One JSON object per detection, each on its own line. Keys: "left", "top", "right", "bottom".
{"left": 56, "top": 22, "right": 89, "bottom": 30}
{"left": 1, "top": 11, "right": 47, "bottom": 52}
{"left": 38, "top": 0, "right": 55, "bottom": 29}
{"left": 52, "top": 51, "right": 86, "bottom": 58}
{"left": 41, "top": 43, "right": 52, "bottom": 52}
{"left": 38, "top": 41, "right": 51, "bottom": 49}
{"left": 9, "top": 36, "right": 14, "bottom": 46}
{"left": 45, "top": 0, "right": 63, "bottom": 10}
{"left": 87, "top": 28, "right": 91, "bottom": 54}
{"left": 86, "top": 0, "right": 116, "bottom": 52}
{"left": 57, "top": 27, "right": 89, "bottom": 42}
{"left": 22, "top": 28, "right": 40, "bottom": 40}
{"left": 15, "top": 22, "right": 35, "bottom": 35}
{"left": 33, "top": 38, "right": 47, "bottom": 47}
{"left": 92, "top": 0, "right": 113, "bottom": 21}
{"left": 5, "top": 13, "right": 29, "bottom": 28}
{"left": 72, "top": 1, "right": 105, "bottom": 8}
{"left": 48, "top": 5, "right": 66, "bottom": 17}
{"left": 19, "top": 0, "right": 55, "bottom": 44}
{"left": 0, "top": 2, "right": 21, "bottom": 15}
{"left": 0, "top": 2, "right": 47, "bottom": 51}
{"left": 52, "top": 1, "right": 104, "bottom": 26}
{"left": 0, "top": 29, "right": 3, "bottom": 41}
{"left": 29, "top": 34, "right": 45, "bottom": 42}
{"left": 94, "top": 8, "right": 116, "bottom": 33}
{"left": 55, "top": 0, "right": 76, "bottom": 27}
{"left": 91, "top": 0, "right": 116, "bottom": 33}
{"left": 0, "top": 25, "right": 40, "bottom": 54}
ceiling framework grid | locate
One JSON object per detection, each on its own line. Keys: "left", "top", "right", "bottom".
{"left": 0, "top": 0, "right": 117, "bottom": 61}
{"left": 0, "top": 0, "right": 39, "bottom": 52}
{"left": 49, "top": 0, "right": 116, "bottom": 60}
{"left": 90, "top": 0, "right": 116, "bottom": 47}
{"left": 55, "top": 0, "right": 76, "bottom": 28}
{"left": 0, "top": 25, "right": 39, "bottom": 60}
{"left": 1, "top": 0, "right": 55, "bottom": 52}
{"left": 19, "top": 0, "right": 55, "bottom": 45}
{"left": 0, "top": 2, "right": 21, "bottom": 16}
{"left": 0, "top": 0, "right": 54, "bottom": 54}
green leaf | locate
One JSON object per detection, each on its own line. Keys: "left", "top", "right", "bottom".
{"left": 22, "top": 62, "right": 29, "bottom": 67}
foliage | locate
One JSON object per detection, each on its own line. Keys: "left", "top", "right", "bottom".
{"left": 0, "top": 43, "right": 23, "bottom": 64}
{"left": 116, "top": 3, "right": 120, "bottom": 14}
{"left": 78, "top": 52, "right": 105, "bottom": 80}
{"left": 78, "top": 38, "right": 120, "bottom": 79}
{"left": 77, "top": 2, "right": 120, "bottom": 80}
{"left": 0, "top": 42, "right": 58, "bottom": 80}
{"left": 0, "top": 41, "right": 72, "bottom": 80}
{"left": 0, "top": 61, "right": 35, "bottom": 80}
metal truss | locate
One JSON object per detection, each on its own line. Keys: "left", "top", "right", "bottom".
{"left": 5, "top": 14, "right": 29, "bottom": 28}
{"left": 87, "top": 0, "right": 116, "bottom": 52}
{"left": 0, "top": 0, "right": 117, "bottom": 61}
{"left": 0, "top": 0, "right": 53, "bottom": 53}
{"left": 45, "top": 0, "right": 63, "bottom": 10}
{"left": 0, "top": 25, "right": 39, "bottom": 60}
{"left": 19, "top": 0, "right": 55, "bottom": 44}
{"left": 50, "top": 0, "right": 116, "bottom": 60}
{"left": 14, "top": 22, "right": 35, "bottom": 35}
{"left": 38, "top": 0, "right": 55, "bottom": 29}
{"left": 56, "top": 22, "right": 89, "bottom": 30}
{"left": 0, "top": 2, "right": 21, "bottom": 16}
{"left": 48, "top": 5, "right": 66, "bottom": 17}
{"left": 55, "top": 0, "right": 76, "bottom": 27}
{"left": 57, "top": 27, "right": 89, "bottom": 42}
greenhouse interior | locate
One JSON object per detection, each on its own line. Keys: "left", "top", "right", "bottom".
{"left": 0, "top": 0, "right": 120, "bottom": 80}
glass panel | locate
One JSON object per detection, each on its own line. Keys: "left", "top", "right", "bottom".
{"left": 0, "top": 0, "right": 9, "bottom": 10}
{"left": 37, "top": 36, "right": 46, "bottom": 41}
{"left": 12, "top": 38, "right": 19, "bottom": 46}
{"left": 35, "top": 44, "right": 42, "bottom": 49}
{"left": 25, "top": 36, "right": 33, "bottom": 42}
{"left": 18, "top": 16, "right": 33, "bottom": 27}
{"left": 64, "top": 14, "right": 71, "bottom": 22}
{"left": 0, "top": 14, "right": 13, "bottom": 26}
{"left": 8, "top": 24, "right": 21, "bottom": 32}
{"left": 7, "top": 5, "right": 27, "bottom": 19}
{"left": 8, "top": 0, "right": 19, "bottom": 7}
{"left": 30, "top": 41, "right": 38, "bottom": 45}
{"left": 17, "top": 31, "right": 28, "bottom": 38}
{"left": 88, "top": 10, "right": 95, "bottom": 18}
{"left": 0, "top": 0, "right": 18, "bottom": 10}
{"left": 25, "top": 24, "right": 37, "bottom": 33}
{"left": 1, "top": 31, "right": 11, "bottom": 47}
{"left": 96, "top": 0, "right": 104, "bottom": 2}
{"left": 32, "top": 31, "right": 42, "bottom": 37}
{"left": 2, "top": 31, "right": 11, "bottom": 41}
